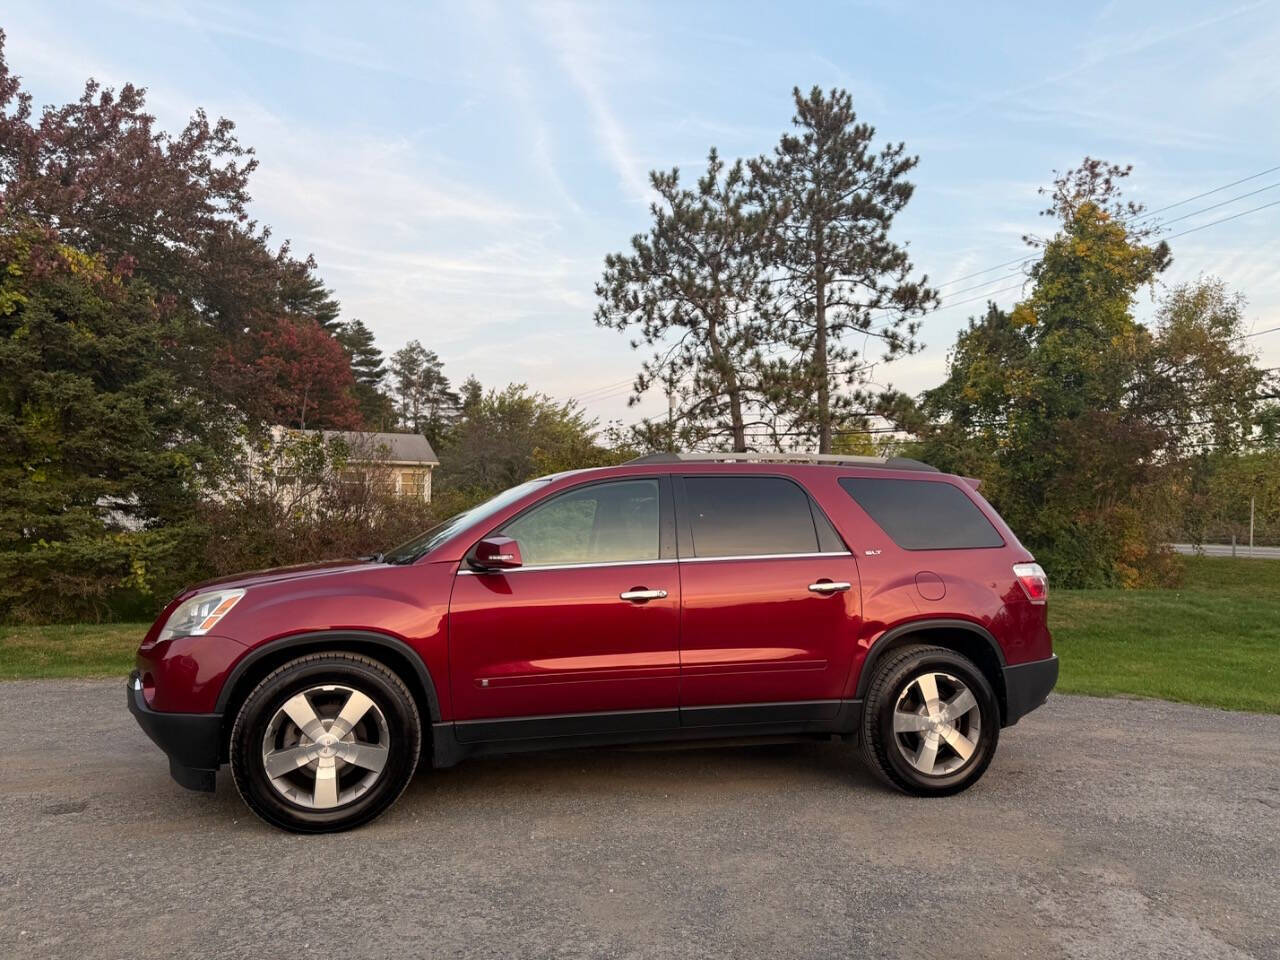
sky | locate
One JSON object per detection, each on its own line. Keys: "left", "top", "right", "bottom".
{"left": 4, "top": 0, "right": 1279, "bottom": 428}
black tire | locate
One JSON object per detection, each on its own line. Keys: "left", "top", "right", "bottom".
{"left": 860, "top": 643, "right": 998, "bottom": 796}
{"left": 229, "top": 651, "right": 421, "bottom": 833}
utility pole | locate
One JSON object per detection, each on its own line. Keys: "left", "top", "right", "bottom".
{"left": 1249, "top": 495, "right": 1256, "bottom": 558}
{"left": 665, "top": 369, "right": 677, "bottom": 452}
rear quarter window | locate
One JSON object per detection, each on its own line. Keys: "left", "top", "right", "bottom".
{"left": 838, "top": 477, "right": 1004, "bottom": 550}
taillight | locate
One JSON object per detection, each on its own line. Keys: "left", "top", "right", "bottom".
{"left": 1012, "top": 562, "right": 1047, "bottom": 604}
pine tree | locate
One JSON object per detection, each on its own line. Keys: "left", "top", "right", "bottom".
{"left": 280, "top": 270, "right": 342, "bottom": 331}
{"left": 752, "top": 86, "right": 938, "bottom": 452}
{"left": 0, "top": 225, "right": 223, "bottom": 618}
{"left": 596, "top": 149, "right": 772, "bottom": 451}
{"left": 390, "top": 341, "right": 427, "bottom": 431}
{"left": 337, "top": 320, "right": 386, "bottom": 386}
{"left": 459, "top": 375, "right": 484, "bottom": 420}
{"left": 335, "top": 319, "right": 394, "bottom": 428}
{"left": 389, "top": 340, "right": 459, "bottom": 445}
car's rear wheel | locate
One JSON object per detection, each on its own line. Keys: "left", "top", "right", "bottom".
{"left": 229, "top": 652, "right": 421, "bottom": 833}
{"left": 860, "top": 644, "right": 998, "bottom": 796}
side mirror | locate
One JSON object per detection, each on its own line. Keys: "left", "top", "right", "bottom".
{"left": 472, "top": 536, "right": 523, "bottom": 571}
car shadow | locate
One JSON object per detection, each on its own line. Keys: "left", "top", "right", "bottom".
{"left": 400, "top": 736, "right": 880, "bottom": 804}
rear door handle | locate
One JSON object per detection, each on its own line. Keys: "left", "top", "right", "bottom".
{"left": 808, "top": 581, "right": 852, "bottom": 595}
{"left": 620, "top": 588, "right": 668, "bottom": 602}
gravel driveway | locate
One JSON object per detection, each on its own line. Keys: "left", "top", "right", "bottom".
{"left": 2, "top": 680, "right": 1277, "bottom": 959}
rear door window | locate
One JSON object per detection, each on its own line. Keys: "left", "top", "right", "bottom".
{"left": 838, "top": 477, "right": 1004, "bottom": 550}
{"left": 683, "top": 476, "right": 825, "bottom": 558}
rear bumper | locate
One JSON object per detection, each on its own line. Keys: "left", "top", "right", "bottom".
{"left": 127, "top": 672, "right": 222, "bottom": 792}
{"left": 1002, "top": 654, "right": 1059, "bottom": 725}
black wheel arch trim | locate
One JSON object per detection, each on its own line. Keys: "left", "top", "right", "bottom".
{"left": 213, "top": 630, "right": 443, "bottom": 723}
{"left": 854, "top": 618, "right": 1007, "bottom": 702}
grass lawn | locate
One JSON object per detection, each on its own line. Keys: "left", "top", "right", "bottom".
{"left": 1, "top": 557, "right": 1276, "bottom": 713}
{"left": 0, "top": 621, "right": 146, "bottom": 680}
{"left": 1053, "top": 556, "right": 1280, "bottom": 713}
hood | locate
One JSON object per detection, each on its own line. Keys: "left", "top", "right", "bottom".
{"left": 186, "top": 559, "right": 381, "bottom": 594}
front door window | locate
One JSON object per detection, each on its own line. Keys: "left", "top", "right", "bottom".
{"left": 500, "top": 479, "right": 660, "bottom": 566}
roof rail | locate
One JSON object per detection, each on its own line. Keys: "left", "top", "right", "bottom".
{"left": 625, "top": 451, "right": 939, "bottom": 473}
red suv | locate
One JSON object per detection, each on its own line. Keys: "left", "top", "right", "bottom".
{"left": 128, "top": 453, "right": 1057, "bottom": 832}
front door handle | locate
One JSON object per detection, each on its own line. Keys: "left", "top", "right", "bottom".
{"left": 620, "top": 588, "right": 668, "bottom": 602}
{"left": 808, "top": 580, "right": 852, "bottom": 595}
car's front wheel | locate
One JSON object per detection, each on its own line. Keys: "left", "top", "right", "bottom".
{"left": 229, "top": 652, "right": 421, "bottom": 833}
{"left": 860, "top": 644, "right": 998, "bottom": 796}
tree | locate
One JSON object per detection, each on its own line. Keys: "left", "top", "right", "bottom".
{"left": 458, "top": 375, "right": 484, "bottom": 419}
{"left": 1141, "top": 278, "right": 1274, "bottom": 457}
{"left": 279, "top": 269, "right": 342, "bottom": 331}
{"left": 597, "top": 149, "right": 773, "bottom": 451}
{"left": 905, "top": 160, "right": 1271, "bottom": 587}
{"left": 442, "top": 385, "right": 608, "bottom": 493}
{"left": 1186, "top": 449, "right": 1280, "bottom": 547}
{"left": 0, "top": 31, "right": 360, "bottom": 420}
{"left": 0, "top": 221, "right": 219, "bottom": 619}
{"left": 751, "top": 86, "right": 938, "bottom": 452}
{"left": 337, "top": 319, "right": 386, "bottom": 385}
{"left": 389, "top": 340, "right": 458, "bottom": 446}
{"left": 337, "top": 319, "right": 394, "bottom": 427}
{"left": 238, "top": 317, "right": 363, "bottom": 430}
{"left": 0, "top": 31, "right": 254, "bottom": 305}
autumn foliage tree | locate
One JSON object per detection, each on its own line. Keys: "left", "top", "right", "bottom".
{"left": 0, "top": 31, "right": 386, "bottom": 619}
{"left": 234, "top": 317, "right": 363, "bottom": 430}
{"left": 898, "top": 160, "right": 1273, "bottom": 587}
{"left": 0, "top": 29, "right": 367, "bottom": 429}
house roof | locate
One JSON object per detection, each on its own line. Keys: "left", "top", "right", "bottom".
{"left": 317, "top": 429, "right": 439, "bottom": 465}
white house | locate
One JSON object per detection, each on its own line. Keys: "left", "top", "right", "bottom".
{"left": 259, "top": 426, "right": 440, "bottom": 504}
{"left": 309, "top": 428, "right": 440, "bottom": 502}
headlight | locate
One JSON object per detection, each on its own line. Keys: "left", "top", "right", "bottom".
{"left": 158, "top": 589, "right": 246, "bottom": 641}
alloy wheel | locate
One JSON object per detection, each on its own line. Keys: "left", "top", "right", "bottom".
{"left": 261, "top": 684, "right": 391, "bottom": 809}
{"left": 891, "top": 671, "right": 982, "bottom": 777}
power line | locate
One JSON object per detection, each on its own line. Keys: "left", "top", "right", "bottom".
{"left": 1161, "top": 199, "right": 1280, "bottom": 241}
{"left": 567, "top": 377, "right": 636, "bottom": 403}
{"left": 936, "top": 267, "right": 1029, "bottom": 300}
{"left": 934, "top": 253, "right": 1035, "bottom": 290}
{"left": 1239, "top": 324, "right": 1280, "bottom": 341}
{"left": 887, "top": 190, "right": 1280, "bottom": 329}
{"left": 1138, "top": 163, "right": 1280, "bottom": 220}
{"left": 1144, "top": 180, "right": 1280, "bottom": 230}
{"left": 931, "top": 162, "right": 1280, "bottom": 294}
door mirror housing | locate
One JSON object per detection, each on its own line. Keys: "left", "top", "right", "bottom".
{"left": 472, "top": 536, "right": 523, "bottom": 571}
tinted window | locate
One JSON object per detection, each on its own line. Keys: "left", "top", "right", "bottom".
{"left": 500, "top": 479, "right": 660, "bottom": 566}
{"left": 839, "top": 477, "right": 1004, "bottom": 550}
{"left": 684, "top": 476, "right": 821, "bottom": 557}
{"left": 811, "top": 499, "right": 847, "bottom": 552}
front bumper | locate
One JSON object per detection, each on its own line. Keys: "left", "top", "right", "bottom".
{"left": 127, "top": 672, "right": 223, "bottom": 792}
{"left": 1002, "top": 654, "right": 1059, "bottom": 725}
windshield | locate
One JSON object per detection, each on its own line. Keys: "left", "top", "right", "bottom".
{"left": 382, "top": 479, "right": 550, "bottom": 565}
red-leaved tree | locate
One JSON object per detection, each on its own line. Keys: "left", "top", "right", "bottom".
{"left": 223, "top": 317, "right": 363, "bottom": 430}
{"left": 0, "top": 29, "right": 368, "bottom": 430}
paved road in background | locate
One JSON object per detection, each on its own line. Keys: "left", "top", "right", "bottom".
{"left": 3, "top": 680, "right": 1278, "bottom": 959}
{"left": 1172, "top": 542, "right": 1280, "bottom": 559}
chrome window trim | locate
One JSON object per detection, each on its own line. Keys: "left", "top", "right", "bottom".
{"left": 680, "top": 550, "right": 853, "bottom": 563}
{"left": 456, "top": 551, "right": 853, "bottom": 575}
{"left": 458, "top": 558, "right": 675, "bottom": 575}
